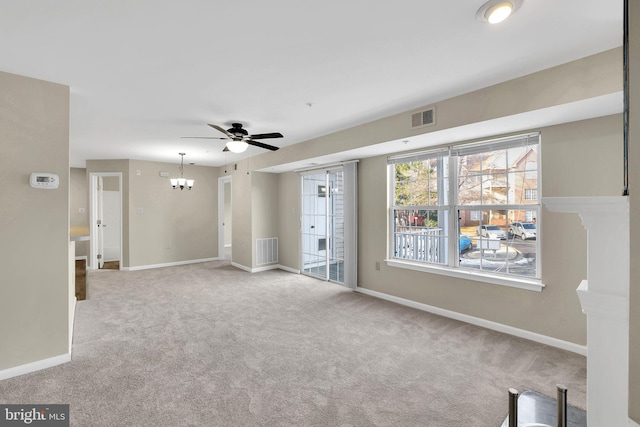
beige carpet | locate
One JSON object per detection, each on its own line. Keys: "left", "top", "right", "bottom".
{"left": 0, "top": 260, "right": 586, "bottom": 426}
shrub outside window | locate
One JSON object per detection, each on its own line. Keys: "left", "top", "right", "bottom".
{"left": 389, "top": 133, "right": 540, "bottom": 281}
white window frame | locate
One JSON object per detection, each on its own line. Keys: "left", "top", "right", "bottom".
{"left": 387, "top": 133, "right": 543, "bottom": 292}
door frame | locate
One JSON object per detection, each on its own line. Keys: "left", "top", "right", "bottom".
{"left": 218, "top": 175, "right": 232, "bottom": 259}
{"left": 89, "top": 172, "right": 123, "bottom": 270}
{"left": 300, "top": 167, "right": 344, "bottom": 284}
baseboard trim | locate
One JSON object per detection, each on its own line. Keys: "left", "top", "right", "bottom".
{"left": 122, "top": 258, "right": 219, "bottom": 271}
{"left": 277, "top": 265, "right": 300, "bottom": 274}
{"left": 230, "top": 263, "right": 300, "bottom": 274}
{"left": 69, "top": 297, "right": 77, "bottom": 354}
{"left": 0, "top": 354, "right": 71, "bottom": 381}
{"left": 355, "top": 287, "right": 587, "bottom": 356}
{"left": 231, "top": 262, "right": 252, "bottom": 272}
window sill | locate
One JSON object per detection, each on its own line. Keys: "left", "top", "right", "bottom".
{"left": 385, "top": 259, "right": 545, "bottom": 292}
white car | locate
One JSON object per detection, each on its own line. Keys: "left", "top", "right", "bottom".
{"left": 477, "top": 225, "right": 507, "bottom": 240}
{"left": 509, "top": 222, "right": 536, "bottom": 240}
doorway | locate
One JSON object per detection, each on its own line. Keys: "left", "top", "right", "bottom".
{"left": 301, "top": 169, "right": 344, "bottom": 283}
{"left": 218, "top": 176, "right": 232, "bottom": 260}
{"left": 90, "top": 173, "right": 122, "bottom": 270}
{"left": 300, "top": 162, "right": 357, "bottom": 288}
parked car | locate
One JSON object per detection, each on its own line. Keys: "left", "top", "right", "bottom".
{"left": 509, "top": 222, "right": 536, "bottom": 240}
{"left": 459, "top": 235, "right": 472, "bottom": 252}
{"left": 477, "top": 225, "right": 507, "bottom": 240}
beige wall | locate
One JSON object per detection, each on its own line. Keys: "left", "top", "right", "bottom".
{"left": 224, "top": 182, "right": 232, "bottom": 245}
{"left": 70, "top": 167, "right": 89, "bottom": 258}
{"left": 0, "top": 71, "right": 70, "bottom": 370}
{"left": 127, "top": 159, "right": 218, "bottom": 267}
{"left": 87, "top": 159, "right": 218, "bottom": 268}
{"left": 277, "top": 172, "right": 300, "bottom": 270}
{"left": 252, "top": 173, "right": 279, "bottom": 238}
{"left": 229, "top": 169, "right": 252, "bottom": 268}
{"left": 629, "top": 0, "right": 640, "bottom": 422}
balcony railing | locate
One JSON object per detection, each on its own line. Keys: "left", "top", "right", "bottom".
{"left": 394, "top": 227, "right": 445, "bottom": 264}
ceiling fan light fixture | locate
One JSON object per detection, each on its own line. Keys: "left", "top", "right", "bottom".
{"left": 226, "top": 140, "right": 249, "bottom": 153}
{"left": 477, "top": 0, "right": 521, "bottom": 24}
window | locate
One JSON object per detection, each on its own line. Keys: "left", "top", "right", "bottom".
{"left": 389, "top": 134, "right": 540, "bottom": 282}
{"left": 525, "top": 189, "right": 537, "bottom": 200}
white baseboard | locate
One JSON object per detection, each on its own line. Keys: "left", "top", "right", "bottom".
{"left": 355, "top": 287, "right": 587, "bottom": 356}
{"left": 230, "top": 262, "right": 300, "bottom": 274}
{"left": 230, "top": 262, "right": 252, "bottom": 272}
{"left": 122, "top": 257, "right": 219, "bottom": 271}
{"left": 0, "top": 353, "right": 71, "bottom": 381}
{"left": 69, "top": 297, "right": 77, "bottom": 354}
{"left": 277, "top": 265, "right": 300, "bottom": 274}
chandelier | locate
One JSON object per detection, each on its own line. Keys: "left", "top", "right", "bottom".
{"left": 170, "top": 152, "right": 194, "bottom": 190}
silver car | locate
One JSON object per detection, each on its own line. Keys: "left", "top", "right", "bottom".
{"left": 478, "top": 225, "right": 507, "bottom": 240}
{"left": 509, "top": 222, "right": 536, "bottom": 240}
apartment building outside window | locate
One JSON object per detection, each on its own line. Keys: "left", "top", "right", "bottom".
{"left": 389, "top": 133, "right": 540, "bottom": 283}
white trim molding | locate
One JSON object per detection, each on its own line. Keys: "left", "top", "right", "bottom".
{"left": 69, "top": 297, "right": 77, "bottom": 354}
{"left": 355, "top": 286, "right": 586, "bottom": 356}
{"left": 0, "top": 354, "right": 71, "bottom": 381}
{"left": 386, "top": 259, "right": 544, "bottom": 292}
{"left": 230, "top": 262, "right": 300, "bottom": 274}
{"left": 544, "top": 196, "right": 630, "bottom": 427}
{"left": 122, "top": 258, "right": 219, "bottom": 271}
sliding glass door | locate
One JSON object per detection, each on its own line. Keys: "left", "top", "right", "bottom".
{"left": 301, "top": 168, "right": 346, "bottom": 285}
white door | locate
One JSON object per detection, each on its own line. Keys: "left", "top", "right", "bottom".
{"left": 102, "top": 190, "right": 121, "bottom": 261}
{"left": 218, "top": 176, "right": 232, "bottom": 260}
{"left": 96, "top": 176, "right": 105, "bottom": 269}
{"left": 90, "top": 173, "right": 122, "bottom": 270}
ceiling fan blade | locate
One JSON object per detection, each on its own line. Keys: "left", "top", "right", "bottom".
{"left": 181, "top": 136, "right": 228, "bottom": 140}
{"left": 208, "top": 124, "right": 235, "bottom": 138}
{"left": 248, "top": 132, "right": 283, "bottom": 140}
{"left": 247, "top": 139, "right": 279, "bottom": 151}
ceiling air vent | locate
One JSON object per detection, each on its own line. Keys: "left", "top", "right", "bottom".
{"left": 411, "top": 107, "right": 436, "bottom": 128}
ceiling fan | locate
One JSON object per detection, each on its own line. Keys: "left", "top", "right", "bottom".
{"left": 182, "top": 123, "right": 282, "bottom": 153}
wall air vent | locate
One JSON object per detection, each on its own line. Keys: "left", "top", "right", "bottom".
{"left": 411, "top": 107, "right": 436, "bottom": 128}
{"left": 256, "top": 237, "right": 278, "bottom": 265}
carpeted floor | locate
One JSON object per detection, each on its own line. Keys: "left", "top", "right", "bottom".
{"left": 0, "top": 259, "right": 586, "bottom": 426}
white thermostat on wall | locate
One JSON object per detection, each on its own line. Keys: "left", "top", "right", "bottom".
{"left": 30, "top": 173, "right": 59, "bottom": 189}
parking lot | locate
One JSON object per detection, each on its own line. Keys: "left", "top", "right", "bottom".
{"left": 460, "top": 226, "right": 537, "bottom": 277}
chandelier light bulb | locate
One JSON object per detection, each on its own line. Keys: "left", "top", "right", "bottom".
{"left": 170, "top": 153, "right": 194, "bottom": 190}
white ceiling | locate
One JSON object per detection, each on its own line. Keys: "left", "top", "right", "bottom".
{"left": 0, "top": 1, "right": 623, "bottom": 169}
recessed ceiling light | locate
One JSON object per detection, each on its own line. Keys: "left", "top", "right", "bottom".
{"left": 476, "top": 0, "right": 522, "bottom": 24}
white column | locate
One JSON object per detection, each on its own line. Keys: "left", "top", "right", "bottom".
{"left": 543, "top": 196, "right": 629, "bottom": 427}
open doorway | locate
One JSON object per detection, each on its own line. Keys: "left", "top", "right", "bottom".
{"left": 90, "top": 173, "right": 122, "bottom": 270}
{"left": 299, "top": 162, "right": 357, "bottom": 289}
{"left": 218, "top": 176, "right": 232, "bottom": 260}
